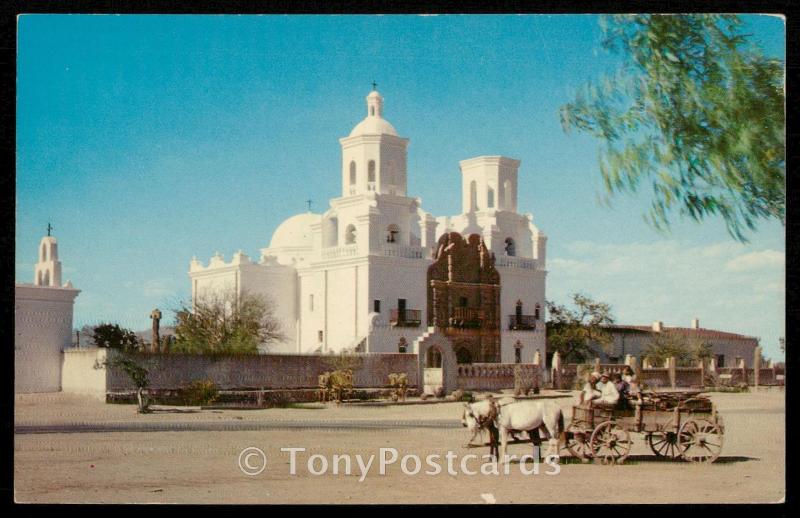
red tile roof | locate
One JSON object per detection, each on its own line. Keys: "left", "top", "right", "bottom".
{"left": 606, "top": 324, "right": 758, "bottom": 341}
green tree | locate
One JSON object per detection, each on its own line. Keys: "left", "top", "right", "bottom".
{"left": 546, "top": 293, "right": 615, "bottom": 363}
{"left": 105, "top": 354, "right": 151, "bottom": 413}
{"left": 92, "top": 323, "right": 140, "bottom": 351}
{"left": 642, "top": 332, "right": 713, "bottom": 367}
{"left": 172, "top": 290, "right": 285, "bottom": 354}
{"left": 560, "top": 14, "right": 785, "bottom": 242}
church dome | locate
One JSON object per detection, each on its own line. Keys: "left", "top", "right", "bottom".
{"left": 348, "top": 90, "right": 398, "bottom": 137}
{"left": 269, "top": 212, "right": 321, "bottom": 249}
{"left": 349, "top": 117, "right": 398, "bottom": 137}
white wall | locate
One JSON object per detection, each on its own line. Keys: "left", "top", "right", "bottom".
{"left": 62, "top": 347, "right": 108, "bottom": 399}
{"left": 15, "top": 284, "right": 80, "bottom": 393}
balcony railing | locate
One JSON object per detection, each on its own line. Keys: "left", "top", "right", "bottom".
{"left": 381, "top": 244, "right": 428, "bottom": 259}
{"left": 508, "top": 314, "right": 537, "bottom": 331}
{"left": 495, "top": 256, "right": 537, "bottom": 270}
{"left": 320, "top": 244, "right": 358, "bottom": 260}
{"left": 449, "top": 307, "right": 483, "bottom": 328}
{"left": 390, "top": 309, "right": 422, "bottom": 327}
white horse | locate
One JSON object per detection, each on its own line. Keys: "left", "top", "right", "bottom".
{"left": 461, "top": 397, "right": 515, "bottom": 446}
{"left": 494, "top": 399, "right": 565, "bottom": 462}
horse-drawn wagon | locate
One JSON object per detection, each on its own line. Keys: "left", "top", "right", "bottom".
{"left": 564, "top": 391, "right": 725, "bottom": 464}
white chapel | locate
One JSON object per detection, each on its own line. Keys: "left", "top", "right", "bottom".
{"left": 189, "top": 89, "right": 548, "bottom": 364}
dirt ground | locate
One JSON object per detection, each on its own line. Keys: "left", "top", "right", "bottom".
{"left": 14, "top": 389, "right": 785, "bottom": 504}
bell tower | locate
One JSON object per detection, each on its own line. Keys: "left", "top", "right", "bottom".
{"left": 34, "top": 225, "right": 62, "bottom": 287}
{"left": 339, "top": 88, "right": 409, "bottom": 197}
{"left": 459, "top": 156, "right": 520, "bottom": 214}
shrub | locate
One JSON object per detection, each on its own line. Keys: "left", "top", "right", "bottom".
{"left": 180, "top": 379, "right": 219, "bottom": 406}
{"left": 388, "top": 372, "right": 409, "bottom": 402}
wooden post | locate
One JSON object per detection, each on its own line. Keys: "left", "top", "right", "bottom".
{"left": 698, "top": 358, "right": 705, "bottom": 388}
{"left": 551, "top": 351, "right": 562, "bottom": 389}
{"left": 628, "top": 356, "right": 639, "bottom": 376}
{"left": 668, "top": 356, "right": 677, "bottom": 389}
{"left": 738, "top": 357, "right": 747, "bottom": 385}
{"left": 753, "top": 346, "right": 762, "bottom": 387}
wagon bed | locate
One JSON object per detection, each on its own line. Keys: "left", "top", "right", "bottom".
{"left": 564, "top": 391, "right": 724, "bottom": 464}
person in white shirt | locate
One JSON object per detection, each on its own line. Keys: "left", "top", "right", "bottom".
{"left": 597, "top": 373, "right": 620, "bottom": 405}
{"left": 578, "top": 372, "right": 602, "bottom": 404}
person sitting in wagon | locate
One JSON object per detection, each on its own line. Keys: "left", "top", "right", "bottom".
{"left": 596, "top": 372, "right": 620, "bottom": 406}
{"left": 578, "top": 371, "right": 602, "bottom": 405}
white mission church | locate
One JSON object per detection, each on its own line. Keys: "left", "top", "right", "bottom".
{"left": 189, "top": 89, "right": 548, "bottom": 364}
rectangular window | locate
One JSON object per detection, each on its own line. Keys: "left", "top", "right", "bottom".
{"left": 373, "top": 299, "right": 381, "bottom": 313}
{"left": 318, "top": 330, "right": 323, "bottom": 342}
{"left": 515, "top": 347, "right": 522, "bottom": 364}
{"left": 717, "top": 354, "right": 725, "bottom": 368}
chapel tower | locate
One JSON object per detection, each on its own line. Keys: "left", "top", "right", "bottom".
{"left": 339, "top": 89, "right": 409, "bottom": 197}
{"left": 34, "top": 231, "right": 62, "bottom": 288}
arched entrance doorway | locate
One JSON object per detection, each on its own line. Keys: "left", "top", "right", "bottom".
{"left": 456, "top": 347, "right": 473, "bottom": 364}
{"left": 424, "top": 346, "right": 443, "bottom": 394}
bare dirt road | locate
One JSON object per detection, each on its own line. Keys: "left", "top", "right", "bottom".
{"left": 14, "top": 389, "right": 784, "bottom": 504}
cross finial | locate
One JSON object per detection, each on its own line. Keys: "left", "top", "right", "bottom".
{"left": 47, "top": 222, "right": 53, "bottom": 236}
{"left": 306, "top": 199, "right": 313, "bottom": 212}
{"left": 372, "top": 80, "right": 377, "bottom": 91}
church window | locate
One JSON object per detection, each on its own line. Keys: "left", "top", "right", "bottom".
{"left": 373, "top": 300, "right": 381, "bottom": 313}
{"left": 43, "top": 270, "right": 49, "bottom": 286}
{"left": 469, "top": 180, "right": 478, "bottom": 211}
{"left": 41, "top": 243, "right": 47, "bottom": 262}
{"left": 534, "top": 303, "right": 541, "bottom": 320}
{"left": 370, "top": 106, "right": 375, "bottom": 116}
{"left": 487, "top": 187, "right": 495, "bottom": 208}
{"left": 386, "top": 224, "right": 399, "bottom": 243}
{"left": 345, "top": 224, "right": 357, "bottom": 245}
{"left": 504, "top": 237, "right": 516, "bottom": 256}
{"left": 368, "top": 160, "right": 376, "bottom": 183}
{"left": 349, "top": 162, "right": 357, "bottom": 186}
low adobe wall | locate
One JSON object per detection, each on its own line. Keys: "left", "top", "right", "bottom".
{"left": 105, "top": 352, "right": 419, "bottom": 391}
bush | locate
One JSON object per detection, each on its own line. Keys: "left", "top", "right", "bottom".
{"left": 388, "top": 372, "right": 409, "bottom": 402}
{"left": 514, "top": 365, "right": 538, "bottom": 396}
{"left": 180, "top": 380, "right": 219, "bottom": 406}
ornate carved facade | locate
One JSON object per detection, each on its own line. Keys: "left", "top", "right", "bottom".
{"left": 427, "top": 232, "right": 501, "bottom": 363}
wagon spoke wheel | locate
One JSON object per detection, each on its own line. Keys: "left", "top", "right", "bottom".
{"left": 590, "top": 421, "right": 632, "bottom": 465}
{"left": 678, "top": 419, "right": 723, "bottom": 463}
{"left": 565, "top": 424, "right": 592, "bottom": 461}
{"left": 647, "top": 432, "right": 683, "bottom": 459}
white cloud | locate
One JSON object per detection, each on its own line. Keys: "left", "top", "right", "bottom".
{"left": 724, "top": 250, "right": 784, "bottom": 272}
{"left": 142, "top": 279, "right": 175, "bottom": 298}
{"left": 549, "top": 239, "right": 785, "bottom": 359}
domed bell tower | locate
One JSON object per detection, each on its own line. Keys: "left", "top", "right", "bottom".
{"left": 339, "top": 88, "right": 409, "bottom": 197}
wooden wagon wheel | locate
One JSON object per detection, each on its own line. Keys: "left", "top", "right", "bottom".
{"left": 677, "top": 419, "right": 723, "bottom": 463}
{"left": 590, "top": 420, "right": 632, "bottom": 465}
{"left": 564, "top": 423, "right": 592, "bottom": 461}
{"left": 647, "top": 432, "right": 683, "bottom": 459}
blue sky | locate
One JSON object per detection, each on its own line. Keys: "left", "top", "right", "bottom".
{"left": 16, "top": 14, "right": 786, "bottom": 359}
